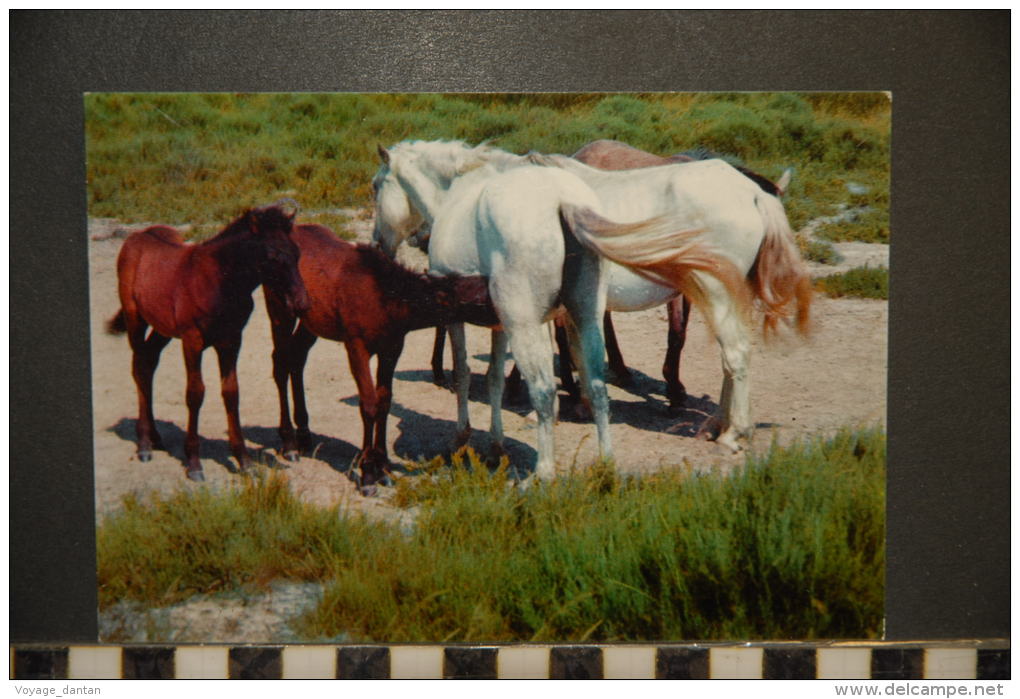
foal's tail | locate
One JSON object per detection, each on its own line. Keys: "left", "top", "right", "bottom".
{"left": 106, "top": 310, "right": 127, "bottom": 335}
{"left": 559, "top": 205, "right": 753, "bottom": 320}
{"left": 749, "top": 193, "right": 813, "bottom": 336}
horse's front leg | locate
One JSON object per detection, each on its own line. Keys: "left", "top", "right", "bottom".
{"left": 448, "top": 322, "right": 472, "bottom": 447}
{"left": 486, "top": 329, "right": 509, "bottom": 461}
{"left": 430, "top": 327, "right": 447, "bottom": 386}
{"left": 215, "top": 336, "right": 252, "bottom": 473}
{"left": 267, "top": 304, "right": 300, "bottom": 461}
{"left": 662, "top": 296, "right": 691, "bottom": 413}
{"left": 287, "top": 324, "right": 318, "bottom": 453}
{"left": 603, "top": 311, "right": 632, "bottom": 387}
{"left": 181, "top": 332, "right": 207, "bottom": 481}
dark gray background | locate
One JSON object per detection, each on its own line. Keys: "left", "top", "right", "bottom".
{"left": 11, "top": 10, "right": 1009, "bottom": 642}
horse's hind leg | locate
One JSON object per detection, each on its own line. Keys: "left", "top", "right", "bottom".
{"left": 215, "top": 336, "right": 252, "bottom": 473}
{"left": 368, "top": 339, "right": 405, "bottom": 489}
{"left": 560, "top": 250, "right": 613, "bottom": 464}
{"left": 502, "top": 321, "right": 558, "bottom": 480}
{"left": 344, "top": 338, "right": 384, "bottom": 495}
{"left": 699, "top": 277, "right": 752, "bottom": 452}
{"left": 662, "top": 296, "right": 691, "bottom": 413}
{"left": 181, "top": 332, "right": 207, "bottom": 480}
{"left": 129, "top": 321, "right": 171, "bottom": 461}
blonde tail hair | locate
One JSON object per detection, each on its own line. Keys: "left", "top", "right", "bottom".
{"left": 750, "top": 194, "right": 813, "bottom": 336}
{"left": 559, "top": 204, "right": 753, "bottom": 321}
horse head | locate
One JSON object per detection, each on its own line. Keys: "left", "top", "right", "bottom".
{"left": 248, "top": 203, "right": 309, "bottom": 315}
{"left": 372, "top": 143, "right": 426, "bottom": 257}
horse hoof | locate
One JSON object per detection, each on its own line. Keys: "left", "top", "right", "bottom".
{"left": 137, "top": 449, "right": 152, "bottom": 463}
{"left": 186, "top": 469, "right": 206, "bottom": 482}
{"left": 360, "top": 484, "right": 379, "bottom": 497}
{"left": 453, "top": 427, "right": 472, "bottom": 448}
{"left": 282, "top": 450, "right": 301, "bottom": 463}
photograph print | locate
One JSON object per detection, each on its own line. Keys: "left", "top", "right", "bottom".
{"left": 87, "top": 92, "right": 889, "bottom": 644}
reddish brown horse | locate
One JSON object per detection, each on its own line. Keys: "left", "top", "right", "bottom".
{"left": 107, "top": 203, "right": 309, "bottom": 481}
{"left": 264, "top": 224, "right": 497, "bottom": 495}
{"left": 433, "top": 139, "right": 788, "bottom": 413}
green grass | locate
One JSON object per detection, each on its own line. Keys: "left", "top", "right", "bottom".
{"left": 816, "top": 267, "right": 889, "bottom": 300}
{"left": 97, "top": 428, "right": 885, "bottom": 642}
{"left": 798, "top": 236, "right": 844, "bottom": 265}
{"left": 85, "top": 92, "right": 889, "bottom": 240}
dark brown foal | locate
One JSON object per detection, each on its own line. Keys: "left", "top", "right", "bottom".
{"left": 264, "top": 225, "right": 496, "bottom": 495}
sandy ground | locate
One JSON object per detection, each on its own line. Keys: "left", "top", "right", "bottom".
{"left": 90, "top": 214, "right": 888, "bottom": 515}
{"left": 90, "top": 214, "right": 887, "bottom": 641}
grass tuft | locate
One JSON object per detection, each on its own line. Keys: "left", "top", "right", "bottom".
{"left": 86, "top": 92, "right": 890, "bottom": 239}
{"left": 815, "top": 267, "right": 889, "bottom": 300}
{"left": 98, "top": 428, "right": 885, "bottom": 642}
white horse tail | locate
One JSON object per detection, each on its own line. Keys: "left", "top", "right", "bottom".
{"left": 749, "top": 193, "right": 813, "bottom": 336}
{"left": 559, "top": 204, "right": 753, "bottom": 320}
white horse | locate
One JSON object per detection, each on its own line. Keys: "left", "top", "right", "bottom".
{"left": 372, "top": 141, "right": 749, "bottom": 479}
{"left": 374, "top": 140, "right": 812, "bottom": 457}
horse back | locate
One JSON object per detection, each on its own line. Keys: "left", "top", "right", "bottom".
{"left": 573, "top": 139, "right": 676, "bottom": 170}
{"left": 116, "top": 226, "right": 209, "bottom": 338}
{"left": 286, "top": 225, "right": 394, "bottom": 345}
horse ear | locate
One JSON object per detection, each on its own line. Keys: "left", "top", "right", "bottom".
{"left": 377, "top": 144, "right": 390, "bottom": 165}
{"left": 246, "top": 209, "right": 261, "bottom": 234}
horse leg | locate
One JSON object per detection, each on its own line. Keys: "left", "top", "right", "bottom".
{"left": 287, "top": 324, "right": 318, "bottom": 453}
{"left": 128, "top": 320, "right": 171, "bottom": 460}
{"left": 700, "top": 279, "right": 752, "bottom": 452}
{"left": 430, "top": 327, "right": 446, "bottom": 386}
{"left": 662, "top": 296, "right": 691, "bottom": 413}
{"left": 505, "top": 363, "right": 527, "bottom": 404}
{"left": 554, "top": 320, "right": 580, "bottom": 401}
{"left": 181, "top": 332, "right": 207, "bottom": 481}
{"left": 215, "top": 337, "right": 252, "bottom": 473}
{"left": 448, "top": 322, "right": 473, "bottom": 447}
{"left": 560, "top": 245, "right": 613, "bottom": 464}
{"left": 603, "top": 311, "right": 632, "bottom": 387}
{"left": 269, "top": 311, "right": 300, "bottom": 461}
{"left": 502, "top": 321, "right": 558, "bottom": 480}
{"left": 367, "top": 340, "right": 401, "bottom": 487}
{"left": 486, "top": 329, "right": 509, "bottom": 461}
{"left": 344, "top": 338, "right": 383, "bottom": 495}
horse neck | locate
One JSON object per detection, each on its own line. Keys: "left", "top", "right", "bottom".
{"left": 200, "top": 230, "right": 262, "bottom": 295}
{"left": 394, "top": 163, "right": 448, "bottom": 225}
{"left": 476, "top": 147, "right": 526, "bottom": 171}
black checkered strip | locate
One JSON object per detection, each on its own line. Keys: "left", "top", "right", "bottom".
{"left": 11, "top": 643, "right": 1009, "bottom": 679}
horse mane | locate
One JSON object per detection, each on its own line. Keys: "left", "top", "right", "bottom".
{"left": 209, "top": 204, "right": 295, "bottom": 242}
{"left": 391, "top": 139, "right": 521, "bottom": 180}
